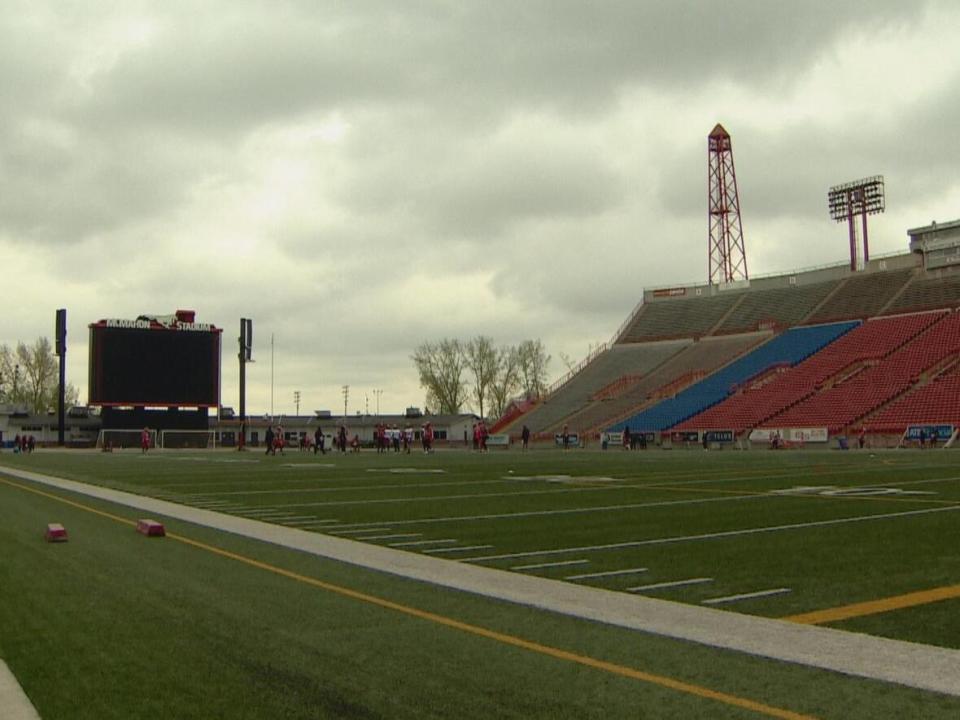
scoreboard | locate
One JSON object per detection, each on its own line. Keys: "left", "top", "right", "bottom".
{"left": 88, "top": 315, "right": 222, "bottom": 407}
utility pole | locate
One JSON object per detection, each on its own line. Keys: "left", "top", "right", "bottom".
{"left": 294, "top": 390, "right": 301, "bottom": 416}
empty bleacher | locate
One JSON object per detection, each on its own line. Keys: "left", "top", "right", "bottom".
{"left": 610, "top": 321, "right": 858, "bottom": 433}
{"left": 867, "top": 374, "right": 960, "bottom": 432}
{"left": 558, "top": 332, "right": 768, "bottom": 433}
{"left": 514, "top": 340, "right": 690, "bottom": 433}
{"left": 713, "top": 280, "right": 839, "bottom": 334}
{"left": 618, "top": 292, "right": 744, "bottom": 342}
{"left": 806, "top": 268, "right": 915, "bottom": 323}
{"left": 766, "top": 311, "right": 960, "bottom": 432}
{"left": 886, "top": 268, "right": 960, "bottom": 314}
{"left": 677, "top": 311, "right": 942, "bottom": 433}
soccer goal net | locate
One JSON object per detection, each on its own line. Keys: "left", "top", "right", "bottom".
{"left": 158, "top": 429, "right": 220, "bottom": 449}
{"left": 97, "top": 428, "right": 158, "bottom": 450}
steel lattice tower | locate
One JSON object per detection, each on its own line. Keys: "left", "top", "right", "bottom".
{"left": 707, "top": 124, "right": 748, "bottom": 284}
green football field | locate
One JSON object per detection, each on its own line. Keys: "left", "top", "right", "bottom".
{"left": 1, "top": 446, "right": 958, "bottom": 719}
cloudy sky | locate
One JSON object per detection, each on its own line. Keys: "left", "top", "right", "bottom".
{"left": 2, "top": 1, "right": 959, "bottom": 417}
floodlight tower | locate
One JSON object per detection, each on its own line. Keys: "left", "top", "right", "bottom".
{"left": 707, "top": 124, "right": 748, "bottom": 285}
{"left": 828, "top": 176, "right": 885, "bottom": 271}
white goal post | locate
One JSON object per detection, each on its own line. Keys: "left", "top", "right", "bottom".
{"left": 96, "top": 428, "right": 158, "bottom": 450}
{"left": 158, "top": 429, "right": 221, "bottom": 449}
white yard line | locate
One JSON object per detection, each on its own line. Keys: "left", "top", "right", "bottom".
{"left": 512, "top": 559, "right": 590, "bottom": 571}
{"left": 330, "top": 527, "right": 392, "bottom": 535}
{"left": 628, "top": 578, "right": 714, "bottom": 592}
{"left": 460, "top": 504, "right": 960, "bottom": 563}
{"left": 189, "top": 478, "right": 507, "bottom": 497}
{"left": 0, "top": 660, "right": 41, "bottom": 720}
{"left": 423, "top": 545, "right": 494, "bottom": 554}
{"left": 4, "top": 464, "right": 960, "bottom": 698}
{"left": 322, "top": 492, "right": 767, "bottom": 529}
{"left": 566, "top": 567, "right": 648, "bottom": 580}
{"left": 356, "top": 533, "right": 421, "bottom": 541}
{"left": 703, "top": 588, "right": 792, "bottom": 606}
{"left": 388, "top": 538, "right": 459, "bottom": 548}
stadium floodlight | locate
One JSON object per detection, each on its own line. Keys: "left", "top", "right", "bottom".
{"left": 828, "top": 175, "right": 885, "bottom": 271}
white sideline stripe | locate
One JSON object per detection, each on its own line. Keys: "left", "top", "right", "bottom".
{"left": 628, "top": 578, "right": 714, "bottom": 592}
{"left": 423, "top": 545, "right": 494, "bottom": 554}
{"left": 703, "top": 588, "right": 792, "bottom": 606}
{"left": 512, "top": 559, "right": 590, "bottom": 571}
{"left": 388, "top": 538, "right": 459, "bottom": 548}
{"left": 0, "top": 660, "right": 41, "bottom": 720}
{"left": 566, "top": 567, "right": 648, "bottom": 580}
{"left": 285, "top": 519, "right": 337, "bottom": 526}
{"left": 6, "top": 464, "right": 960, "bottom": 698}
{"left": 358, "top": 533, "right": 421, "bottom": 541}
{"left": 460, "top": 504, "right": 960, "bottom": 563}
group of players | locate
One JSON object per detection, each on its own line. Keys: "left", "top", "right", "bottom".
{"left": 9, "top": 434, "right": 37, "bottom": 454}
{"left": 262, "top": 422, "right": 437, "bottom": 455}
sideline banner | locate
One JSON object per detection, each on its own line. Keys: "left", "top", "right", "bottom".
{"left": 906, "top": 425, "right": 953, "bottom": 441}
{"left": 486, "top": 434, "right": 510, "bottom": 447}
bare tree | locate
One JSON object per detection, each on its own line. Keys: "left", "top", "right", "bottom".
{"left": 487, "top": 344, "right": 521, "bottom": 420}
{"left": 412, "top": 339, "right": 468, "bottom": 414}
{"left": 465, "top": 335, "right": 498, "bottom": 420}
{"left": 518, "top": 339, "right": 550, "bottom": 399}
{"left": 1, "top": 339, "right": 78, "bottom": 413}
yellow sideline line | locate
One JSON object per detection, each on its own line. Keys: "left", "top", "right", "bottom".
{"left": 784, "top": 585, "right": 960, "bottom": 625}
{"left": 0, "top": 475, "right": 816, "bottom": 720}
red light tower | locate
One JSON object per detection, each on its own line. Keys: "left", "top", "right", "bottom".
{"left": 707, "top": 124, "right": 748, "bottom": 285}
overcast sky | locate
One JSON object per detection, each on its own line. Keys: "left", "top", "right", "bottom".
{"left": 2, "top": 1, "right": 959, "bottom": 417}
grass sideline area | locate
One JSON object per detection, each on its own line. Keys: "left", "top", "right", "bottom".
{"left": 1, "top": 447, "right": 959, "bottom": 718}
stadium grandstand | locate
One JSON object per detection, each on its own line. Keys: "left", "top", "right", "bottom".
{"left": 500, "top": 218, "right": 960, "bottom": 448}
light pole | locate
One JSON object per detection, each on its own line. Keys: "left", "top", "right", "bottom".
{"left": 294, "top": 390, "right": 301, "bottom": 416}
{"left": 342, "top": 385, "right": 349, "bottom": 419}
{"left": 373, "top": 389, "right": 383, "bottom": 416}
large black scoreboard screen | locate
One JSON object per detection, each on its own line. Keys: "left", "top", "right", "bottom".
{"left": 88, "top": 317, "right": 222, "bottom": 407}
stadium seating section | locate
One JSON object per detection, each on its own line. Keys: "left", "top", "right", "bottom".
{"left": 677, "top": 311, "right": 943, "bottom": 433}
{"left": 618, "top": 292, "right": 742, "bottom": 342}
{"left": 806, "top": 268, "right": 916, "bottom": 323}
{"left": 713, "top": 280, "right": 838, "bottom": 334}
{"left": 768, "top": 311, "right": 960, "bottom": 433}
{"left": 514, "top": 341, "right": 689, "bottom": 433}
{"left": 610, "top": 322, "right": 858, "bottom": 433}
{"left": 503, "top": 259, "right": 960, "bottom": 439}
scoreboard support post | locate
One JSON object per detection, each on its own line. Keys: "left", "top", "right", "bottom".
{"left": 55, "top": 308, "right": 67, "bottom": 447}
{"left": 238, "top": 318, "right": 253, "bottom": 450}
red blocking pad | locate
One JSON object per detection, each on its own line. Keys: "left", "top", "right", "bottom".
{"left": 45, "top": 523, "right": 68, "bottom": 542}
{"left": 136, "top": 519, "right": 166, "bottom": 537}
